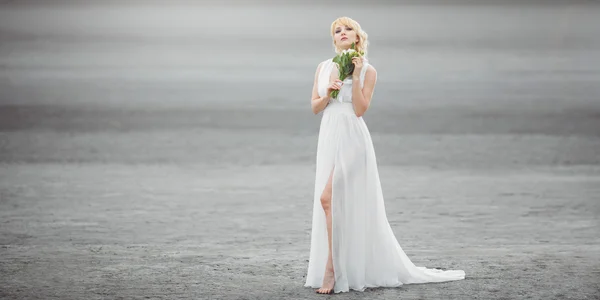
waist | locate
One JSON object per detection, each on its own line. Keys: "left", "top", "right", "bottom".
{"left": 324, "top": 102, "right": 358, "bottom": 117}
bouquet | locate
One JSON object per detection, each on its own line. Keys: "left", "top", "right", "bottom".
{"left": 330, "top": 42, "right": 365, "bottom": 99}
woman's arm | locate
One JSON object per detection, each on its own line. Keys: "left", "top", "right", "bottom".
{"left": 351, "top": 65, "right": 377, "bottom": 117}
{"left": 311, "top": 62, "right": 331, "bottom": 114}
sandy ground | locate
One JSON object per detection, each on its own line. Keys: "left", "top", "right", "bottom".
{"left": 1, "top": 1, "right": 600, "bottom": 299}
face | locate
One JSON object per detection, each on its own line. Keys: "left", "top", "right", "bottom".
{"left": 333, "top": 23, "right": 359, "bottom": 50}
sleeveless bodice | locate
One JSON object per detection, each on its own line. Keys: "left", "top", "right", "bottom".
{"left": 317, "top": 57, "right": 370, "bottom": 104}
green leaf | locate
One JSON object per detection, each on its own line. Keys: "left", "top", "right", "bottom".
{"left": 331, "top": 90, "right": 339, "bottom": 99}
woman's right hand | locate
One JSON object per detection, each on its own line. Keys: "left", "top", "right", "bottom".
{"left": 326, "top": 79, "right": 343, "bottom": 97}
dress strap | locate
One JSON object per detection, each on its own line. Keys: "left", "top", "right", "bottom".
{"left": 318, "top": 59, "right": 335, "bottom": 94}
{"left": 359, "top": 58, "right": 370, "bottom": 86}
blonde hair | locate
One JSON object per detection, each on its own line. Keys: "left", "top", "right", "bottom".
{"left": 330, "top": 16, "right": 369, "bottom": 57}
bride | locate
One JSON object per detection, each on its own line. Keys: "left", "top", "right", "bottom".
{"left": 305, "top": 16, "right": 466, "bottom": 294}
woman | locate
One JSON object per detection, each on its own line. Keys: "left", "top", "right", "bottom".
{"left": 305, "top": 16, "right": 466, "bottom": 294}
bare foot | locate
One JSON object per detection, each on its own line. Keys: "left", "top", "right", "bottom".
{"left": 316, "top": 267, "right": 335, "bottom": 294}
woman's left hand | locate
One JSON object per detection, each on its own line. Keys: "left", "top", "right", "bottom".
{"left": 352, "top": 57, "right": 364, "bottom": 78}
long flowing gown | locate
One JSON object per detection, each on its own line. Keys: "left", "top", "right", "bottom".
{"left": 304, "top": 57, "right": 466, "bottom": 293}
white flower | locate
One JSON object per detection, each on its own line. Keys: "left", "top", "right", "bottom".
{"left": 341, "top": 49, "right": 356, "bottom": 55}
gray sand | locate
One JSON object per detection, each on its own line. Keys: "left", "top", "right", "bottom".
{"left": 1, "top": 1, "right": 599, "bottom": 299}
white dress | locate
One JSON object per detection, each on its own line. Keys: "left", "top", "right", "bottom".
{"left": 304, "top": 57, "right": 465, "bottom": 293}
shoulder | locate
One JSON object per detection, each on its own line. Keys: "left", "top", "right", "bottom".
{"left": 364, "top": 64, "right": 377, "bottom": 79}
{"left": 315, "top": 58, "right": 333, "bottom": 73}
{"left": 319, "top": 58, "right": 333, "bottom": 67}
{"left": 363, "top": 59, "right": 376, "bottom": 72}
{"left": 361, "top": 58, "right": 376, "bottom": 74}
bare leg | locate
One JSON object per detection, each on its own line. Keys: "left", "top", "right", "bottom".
{"left": 316, "top": 167, "right": 335, "bottom": 294}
